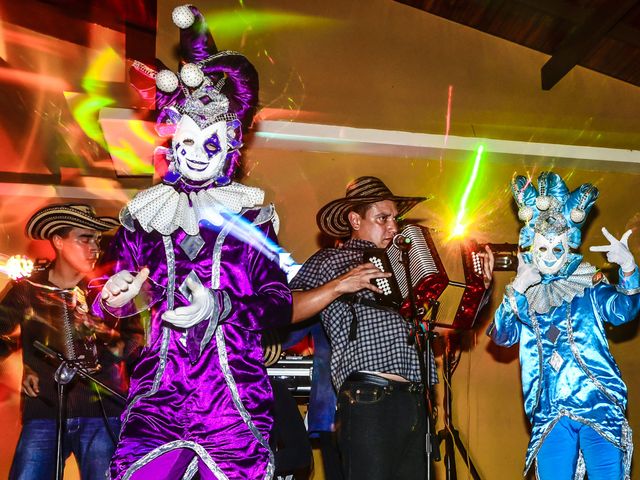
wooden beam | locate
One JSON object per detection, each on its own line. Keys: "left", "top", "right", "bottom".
{"left": 515, "top": 0, "right": 640, "bottom": 49}
{"left": 541, "top": 0, "right": 640, "bottom": 90}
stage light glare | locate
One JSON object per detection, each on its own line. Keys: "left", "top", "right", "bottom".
{"left": 0, "top": 254, "right": 34, "bottom": 280}
{"left": 452, "top": 223, "right": 466, "bottom": 238}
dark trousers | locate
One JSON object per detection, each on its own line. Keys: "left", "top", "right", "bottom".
{"left": 336, "top": 373, "right": 427, "bottom": 480}
{"left": 270, "top": 378, "right": 312, "bottom": 478}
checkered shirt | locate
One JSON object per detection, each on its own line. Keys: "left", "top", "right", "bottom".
{"left": 290, "top": 239, "right": 438, "bottom": 391}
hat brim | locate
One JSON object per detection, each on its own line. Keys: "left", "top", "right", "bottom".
{"left": 316, "top": 194, "right": 427, "bottom": 238}
{"left": 26, "top": 207, "right": 120, "bottom": 240}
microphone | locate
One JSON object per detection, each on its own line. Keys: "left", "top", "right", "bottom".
{"left": 392, "top": 234, "right": 412, "bottom": 251}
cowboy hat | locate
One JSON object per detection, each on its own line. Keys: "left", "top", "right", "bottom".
{"left": 26, "top": 204, "right": 120, "bottom": 240}
{"left": 316, "top": 176, "right": 428, "bottom": 238}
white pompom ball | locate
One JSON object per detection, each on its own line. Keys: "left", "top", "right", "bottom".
{"left": 536, "top": 195, "right": 551, "bottom": 211}
{"left": 172, "top": 6, "right": 195, "bottom": 29}
{"left": 570, "top": 208, "right": 586, "bottom": 223}
{"left": 518, "top": 206, "right": 533, "bottom": 222}
{"left": 156, "top": 69, "right": 179, "bottom": 92}
{"left": 180, "top": 63, "right": 204, "bottom": 88}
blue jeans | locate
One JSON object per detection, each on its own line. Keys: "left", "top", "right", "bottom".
{"left": 336, "top": 375, "right": 426, "bottom": 480}
{"left": 536, "top": 417, "right": 624, "bottom": 480}
{"left": 10, "top": 417, "right": 121, "bottom": 480}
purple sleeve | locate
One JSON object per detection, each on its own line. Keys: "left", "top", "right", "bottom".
{"left": 220, "top": 220, "right": 291, "bottom": 332}
{"left": 185, "top": 219, "right": 292, "bottom": 360}
{"left": 90, "top": 226, "right": 165, "bottom": 319}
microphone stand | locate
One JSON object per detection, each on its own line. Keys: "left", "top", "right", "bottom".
{"left": 33, "top": 341, "right": 126, "bottom": 480}
{"left": 399, "top": 246, "right": 440, "bottom": 479}
{"left": 437, "top": 334, "right": 481, "bottom": 480}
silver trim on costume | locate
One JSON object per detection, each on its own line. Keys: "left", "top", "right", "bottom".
{"left": 199, "top": 50, "right": 246, "bottom": 66}
{"left": 527, "top": 415, "right": 562, "bottom": 475}
{"left": 529, "top": 411, "right": 631, "bottom": 479}
{"left": 183, "top": 456, "right": 200, "bottom": 480}
{"left": 574, "top": 451, "right": 585, "bottom": 480}
{"left": 121, "top": 440, "right": 229, "bottom": 480}
{"left": 211, "top": 215, "right": 275, "bottom": 479}
{"left": 211, "top": 215, "right": 236, "bottom": 288}
{"left": 566, "top": 307, "right": 624, "bottom": 412}
{"left": 199, "top": 292, "right": 231, "bottom": 358}
{"left": 530, "top": 313, "right": 545, "bottom": 419}
{"left": 616, "top": 285, "right": 640, "bottom": 295}
{"left": 215, "top": 327, "right": 275, "bottom": 480}
{"left": 622, "top": 419, "right": 633, "bottom": 480}
{"left": 525, "top": 302, "right": 633, "bottom": 478}
{"left": 114, "top": 237, "right": 174, "bottom": 471}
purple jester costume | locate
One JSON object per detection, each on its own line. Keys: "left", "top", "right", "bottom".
{"left": 96, "top": 6, "right": 291, "bottom": 479}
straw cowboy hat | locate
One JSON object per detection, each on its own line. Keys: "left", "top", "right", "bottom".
{"left": 26, "top": 204, "right": 120, "bottom": 240}
{"left": 316, "top": 176, "right": 428, "bottom": 238}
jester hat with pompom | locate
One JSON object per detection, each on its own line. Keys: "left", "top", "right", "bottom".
{"left": 511, "top": 171, "right": 599, "bottom": 275}
{"left": 129, "top": 5, "right": 259, "bottom": 184}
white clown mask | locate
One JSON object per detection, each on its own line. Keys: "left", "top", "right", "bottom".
{"left": 532, "top": 232, "right": 569, "bottom": 275}
{"left": 172, "top": 115, "right": 228, "bottom": 182}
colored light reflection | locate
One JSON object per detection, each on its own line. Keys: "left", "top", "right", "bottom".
{"left": 0, "top": 67, "right": 71, "bottom": 91}
{"left": 0, "top": 254, "right": 34, "bottom": 280}
{"left": 68, "top": 47, "right": 154, "bottom": 174}
{"left": 199, "top": 208, "right": 299, "bottom": 278}
{"left": 204, "top": 9, "right": 331, "bottom": 40}
{"left": 451, "top": 145, "right": 484, "bottom": 239}
{"left": 444, "top": 85, "right": 453, "bottom": 145}
{"left": 71, "top": 101, "right": 156, "bottom": 175}
{"left": 68, "top": 47, "right": 119, "bottom": 147}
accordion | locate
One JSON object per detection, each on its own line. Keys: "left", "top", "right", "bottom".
{"left": 363, "top": 224, "right": 487, "bottom": 330}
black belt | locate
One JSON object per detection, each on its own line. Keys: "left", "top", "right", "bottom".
{"left": 345, "top": 371, "right": 424, "bottom": 394}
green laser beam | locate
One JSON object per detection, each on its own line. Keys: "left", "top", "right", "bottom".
{"left": 454, "top": 145, "right": 484, "bottom": 235}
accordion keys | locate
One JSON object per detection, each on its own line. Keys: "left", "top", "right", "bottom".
{"left": 471, "top": 250, "right": 483, "bottom": 277}
{"left": 364, "top": 225, "right": 449, "bottom": 310}
{"left": 366, "top": 254, "right": 394, "bottom": 298}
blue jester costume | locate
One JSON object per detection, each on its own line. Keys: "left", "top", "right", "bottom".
{"left": 487, "top": 172, "right": 640, "bottom": 479}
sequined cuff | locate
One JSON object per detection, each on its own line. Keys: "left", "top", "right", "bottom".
{"left": 617, "top": 266, "right": 640, "bottom": 295}
{"left": 504, "top": 283, "right": 520, "bottom": 315}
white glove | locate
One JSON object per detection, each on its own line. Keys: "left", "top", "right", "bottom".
{"left": 161, "top": 278, "right": 216, "bottom": 328}
{"left": 102, "top": 268, "right": 149, "bottom": 308}
{"left": 511, "top": 253, "right": 541, "bottom": 294}
{"left": 590, "top": 227, "right": 636, "bottom": 273}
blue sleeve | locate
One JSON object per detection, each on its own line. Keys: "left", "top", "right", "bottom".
{"left": 593, "top": 267, "right": 640, "bottom": 326}
{"left": 487, "top": 285, "right": 530, "bottom": 347}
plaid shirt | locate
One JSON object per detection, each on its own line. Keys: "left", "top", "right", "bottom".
{"left": 291, "top": 239, "right": 438, "bottom": 391}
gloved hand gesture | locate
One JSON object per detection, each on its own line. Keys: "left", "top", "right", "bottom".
{"left": 162, "top": 278, "right": 215, "bottom": 328}
{"left": 590, "top": 227, "right": 636, "bottom": 273}
{"left": 102, "top": 268, "right": 149, "bottom": 308}
{"left": 511, "top": 253, "right": 541, "bottom": 294}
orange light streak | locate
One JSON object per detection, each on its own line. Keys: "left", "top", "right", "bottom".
{"left": 0, "top": 67, "right": 71, "bottom": 91}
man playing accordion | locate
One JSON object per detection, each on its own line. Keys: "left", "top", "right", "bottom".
{"left": 290, "top": 176, "right": 494, "bottom": 480}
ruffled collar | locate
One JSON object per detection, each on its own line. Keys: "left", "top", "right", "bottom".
{"left": 525, "top": 262, "right": 597, "bottom": 315}
{"left": 122, "top": 181, "right": 265, "bottom": 236}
